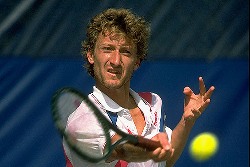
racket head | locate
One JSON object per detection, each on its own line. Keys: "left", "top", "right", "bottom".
{"left": 51, "top": 87, "right": 138, "bottom": 163}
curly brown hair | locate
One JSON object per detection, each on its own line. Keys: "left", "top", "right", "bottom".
{"left": 81, "top": 8, "right": 151, "bottom": 77}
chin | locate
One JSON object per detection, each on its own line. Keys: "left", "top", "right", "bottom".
{"left": 103, "top": 80, "right": 123, "bottom": 89}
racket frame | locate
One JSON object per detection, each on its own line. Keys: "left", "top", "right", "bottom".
{"left": 51, "top": 87, "right": 140, "bottom": 162}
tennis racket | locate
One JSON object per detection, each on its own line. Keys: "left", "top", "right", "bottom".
{"left": 51, "top": 87, "right": 161, "bottom": 163}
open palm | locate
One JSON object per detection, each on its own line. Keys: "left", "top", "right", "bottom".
{"left": 183, "top": 77, "right": 215, "bottom": 121}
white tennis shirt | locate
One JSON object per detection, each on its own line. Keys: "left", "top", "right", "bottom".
{"left": 63, "top": 86, "right": 172, "bottom": 167}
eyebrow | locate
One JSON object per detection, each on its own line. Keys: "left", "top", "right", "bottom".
{"left": 99, "top": 43, "right": 132, "bottom": 48}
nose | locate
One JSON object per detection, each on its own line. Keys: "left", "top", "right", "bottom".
{"left": 110, "top": 50, "right": 121, "bottom": 66}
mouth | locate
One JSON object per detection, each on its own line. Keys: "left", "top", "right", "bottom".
{"left": 107, "top": 68, "right": 121, "bottom": 76}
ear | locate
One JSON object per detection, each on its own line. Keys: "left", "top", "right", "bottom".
{"left": 87, "top": 51, "right": 94, "bottom": 64}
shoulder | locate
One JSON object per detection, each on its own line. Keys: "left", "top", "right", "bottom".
{"left": 66, "top": 101, "right": 96, "bottom": 131}
{"left": 138, "top": 92, "right": 162, "bottom": 106}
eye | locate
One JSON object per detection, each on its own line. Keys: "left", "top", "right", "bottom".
{"left": 100, "top": 46, "right": 114, "bottom": 52}
{"left": 120, "top": 48, "right": 132, "bottom": 56}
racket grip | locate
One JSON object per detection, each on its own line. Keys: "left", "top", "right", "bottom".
{"left": 136, "top": 136, "right": 161, "bottom": 151}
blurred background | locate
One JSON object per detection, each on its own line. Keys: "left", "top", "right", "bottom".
{"left": 0, "top": 0, "right": 249, "bottom": 166}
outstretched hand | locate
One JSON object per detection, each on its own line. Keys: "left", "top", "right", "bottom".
{"left": 183, "top": 77, "right": 215, "bottom": 122}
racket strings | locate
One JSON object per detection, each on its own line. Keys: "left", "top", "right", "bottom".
{"left": 52, "top": 88, "right": 140, "bottom": 162}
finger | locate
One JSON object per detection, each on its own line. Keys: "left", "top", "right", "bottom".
{"left": 183, "top": 87, "right": 193, "bottom": 96}
{"left": 158, "top": 149, "right": 168, "bottom": 160}
{"left": 152, "top": 148, "right": 174, "bottom": 162}
{"left": 199, "top": 98, "right": 211, "bottom": 111}
{"left": 157, "top": 133, "right": 171, "bottom": 150}
{"left": 161, "top": 148, "right": 174, "bottom": 162}
{"left": 199, "top": 77, "right": 206, "bottom": 96}
{"left": 151, "top": 147, "right": 162, "bottom": 159}
{"left": 159, "top": 148, "right": 172, "bottom": 160}
{"left": 183, "top": 87, "right": 193, "bottom": 106}
{"left": 204, "top": 86, "right": 215, "bottom": 101}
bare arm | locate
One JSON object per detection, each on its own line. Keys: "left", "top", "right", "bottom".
{"left": 167, "top": 77, "right": 215, "bottom": 166}
{"left": 106, "top": 77, "right": 215, "bottom": 166}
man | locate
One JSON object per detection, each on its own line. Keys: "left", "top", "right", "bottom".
{"left": 63, "top": 8, "right": 215, "bottom": 167}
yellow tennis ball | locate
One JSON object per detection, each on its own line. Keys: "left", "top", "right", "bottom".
{"left": 189, "top": 132, "right": 219, "bottom": 162}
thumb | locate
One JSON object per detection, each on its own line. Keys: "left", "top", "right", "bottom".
{"left": 183, "top": 87, "right": 193, "bottom": 106}
{"left": 183, "top": 87, "right": 193, "bottom": 96}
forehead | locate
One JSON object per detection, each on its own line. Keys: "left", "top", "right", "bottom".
{"left": 96, "top": 31, "right": 136, "bottom": 47}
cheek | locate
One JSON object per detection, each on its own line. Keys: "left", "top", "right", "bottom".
{"left": 126, "top": 62, "right": 138, "bottom": 74}
{"left": 94, "top": 51, "right": 110, "bottom": 65}
{"left": 93, "top": 57, "right": 108, "bottom": 75}
{"left": 93, "top": 60, "right": 102, "bottom": 72}
{"left": 129, "top": 58, "right": 139, "bottom": 71}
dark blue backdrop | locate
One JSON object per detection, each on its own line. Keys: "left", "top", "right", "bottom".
{"left": 0, "top": 57, "right": 248, "bottom": 167}
{"left": 0, "top": 0, "right": 249, "bottom": 166}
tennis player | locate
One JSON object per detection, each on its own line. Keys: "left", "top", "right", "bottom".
{"left": 63, "top": 8, "right": 215, "bottom": 167}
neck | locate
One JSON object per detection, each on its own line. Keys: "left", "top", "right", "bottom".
{"left": 95, "top": 82, "right": 134, "bottom": 109}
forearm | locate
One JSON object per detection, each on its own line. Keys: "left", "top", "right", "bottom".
{"left": 106, "top": 142, "right": 152, "bottom": 163}
{"left": 167, "top": 116, "right": 196, "bottom": 166}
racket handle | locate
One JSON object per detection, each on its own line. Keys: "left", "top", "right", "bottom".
{"left": 136, "top": 136, "right": 161, "bottom": 151}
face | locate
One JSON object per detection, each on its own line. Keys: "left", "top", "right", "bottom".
{"left": 87, "top": 32, "right": 139, "bottom": 90}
